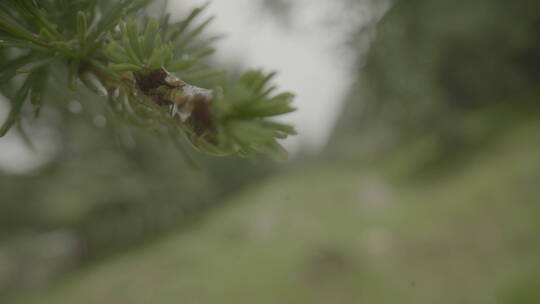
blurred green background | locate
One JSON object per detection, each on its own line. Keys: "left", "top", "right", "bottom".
{"left": 1, "top": 0, "right": 540, "bottom": 303}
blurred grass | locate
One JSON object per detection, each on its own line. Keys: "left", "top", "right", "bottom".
{"left": 11, "top": 121, "right": 540, "bottom": 304}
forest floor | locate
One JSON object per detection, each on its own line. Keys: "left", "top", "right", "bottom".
{"left": 12, "top": 121, "right": 540, "bottom": 304}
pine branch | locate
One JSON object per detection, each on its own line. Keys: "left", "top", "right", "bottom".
{"left": 0, "top": 0, "right": 296, "bottom": 160}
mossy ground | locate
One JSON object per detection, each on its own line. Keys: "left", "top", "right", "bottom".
{"left": 13, "top": 121, "right": 540, "bottom": 304}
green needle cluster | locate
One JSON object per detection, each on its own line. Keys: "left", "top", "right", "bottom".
{"left": 0, "top": 0, "right": 297, "bottom": 160}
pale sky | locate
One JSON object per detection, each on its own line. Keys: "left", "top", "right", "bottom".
{"left": 172, "top": 0, "right": 364, "bottom": 152}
